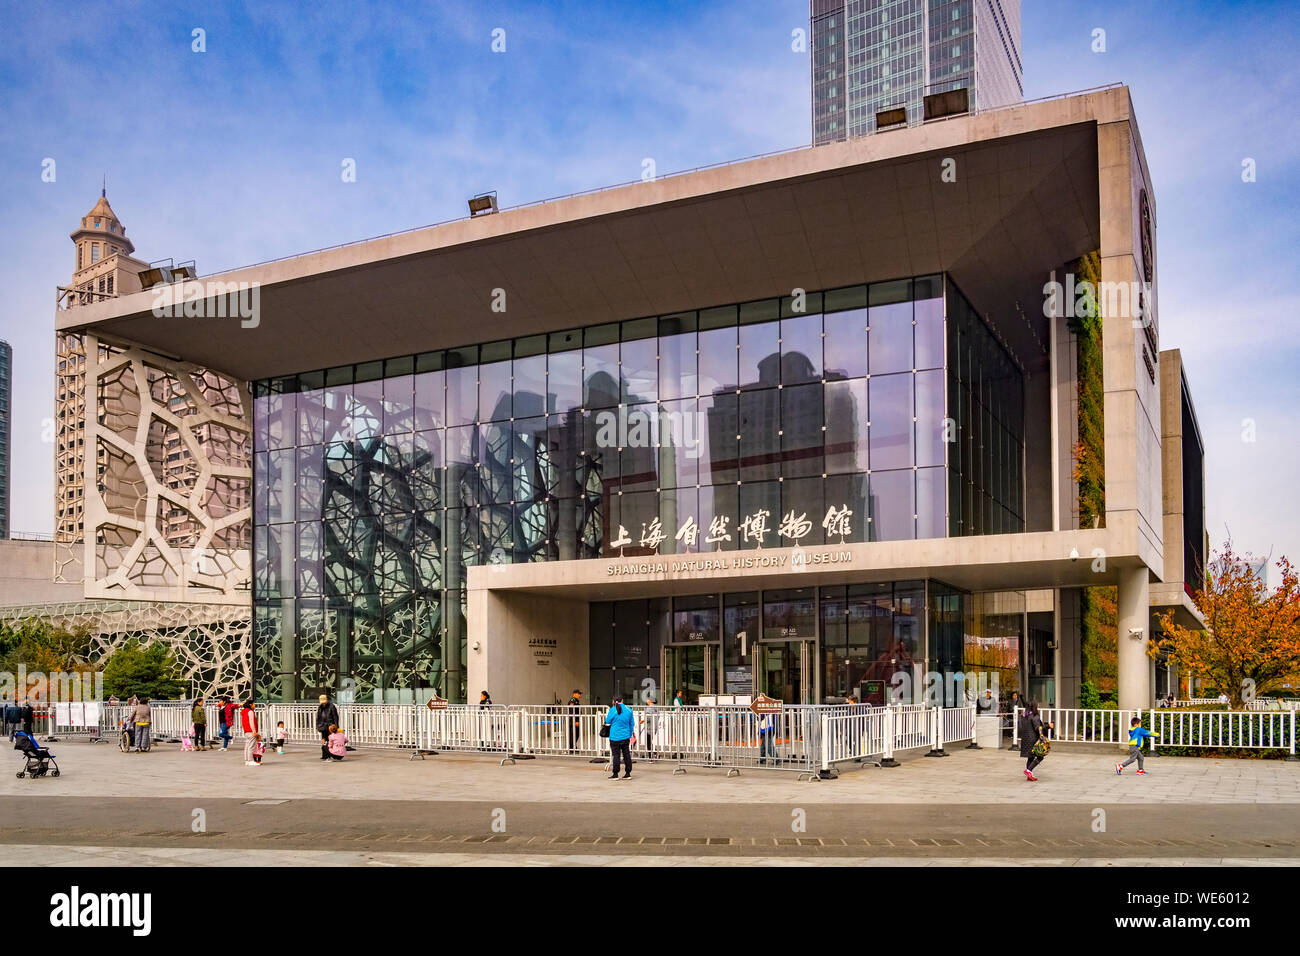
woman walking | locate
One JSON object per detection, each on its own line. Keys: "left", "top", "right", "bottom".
{"left": 603, "top": 695, "right": 636, "bottom": 780}
{"left": 1018, "top": 700, "right": 1050, "bottom": 781}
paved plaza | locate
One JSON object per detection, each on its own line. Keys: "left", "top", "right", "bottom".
{"left": 1, "top": 739, "right": 1297, "bottom": 865}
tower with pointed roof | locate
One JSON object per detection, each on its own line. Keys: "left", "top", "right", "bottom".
{"left": 66, "top": 185, "right": 149, "bottom": 305}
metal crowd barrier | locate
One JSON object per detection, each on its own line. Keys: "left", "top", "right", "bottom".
{"left": 504, "top": 704, "right": 829, "bottom": 775}
{"left": 417, "top": 706, "right": 513, "bottom": 755}
{"left": 819, "top": 704, "right": 977, "bottom": 773}
{"left": 941, "top": 705, "right": 976, "bottom": 746}
{"left": 38, "top": 699, "right": 984, "bottom": 776}
{"left": 46, "top": 702, "right": 126, "bottom": 742}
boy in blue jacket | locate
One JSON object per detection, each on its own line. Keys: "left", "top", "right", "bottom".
{"left": 1116, "top": 717, "right": 1158, "bottom": 775}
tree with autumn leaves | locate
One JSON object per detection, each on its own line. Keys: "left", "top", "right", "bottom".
{"left": 1151, "top": 546, "right": 1300, "bottom": 707}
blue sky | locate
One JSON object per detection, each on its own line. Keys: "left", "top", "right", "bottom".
{"left": 0, "top": 0, "right": 1296, "bottom": 567}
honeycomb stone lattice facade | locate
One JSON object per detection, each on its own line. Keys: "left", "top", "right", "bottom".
{"left": 62, "top": 332, "right": 253, "bottom": 603}
{"left": 0, "top": 600, "right": 252, "bottom": 699}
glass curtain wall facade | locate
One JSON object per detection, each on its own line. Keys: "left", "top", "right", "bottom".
{"left": 252, "top": 273, "right": 1023, "bottom": 702}
{"left": 947, "top": 284, "right": 1024, "bottom": 536}
{"left": 0, "top": 340, "right": 10, "bottom": 538}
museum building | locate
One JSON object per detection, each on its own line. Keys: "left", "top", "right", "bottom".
{"left": 55, "top": 85, "right": 1207, "bottom": 711}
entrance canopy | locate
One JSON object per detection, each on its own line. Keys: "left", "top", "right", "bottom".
{"left": 468, "top": 526, "right": 1145, "bottom": 603}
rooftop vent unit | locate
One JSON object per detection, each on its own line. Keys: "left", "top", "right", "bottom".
{"left": 137, "top": 259, "right": 198, "bottom": 289}
{"left": 875, "top": 106, "right": 908, "bottom": 130}
{"left": 468, "top": 191, "right": 499, "bottom": 217}
{"left": 923, "top": 87, "right": 969, "bottom": 122}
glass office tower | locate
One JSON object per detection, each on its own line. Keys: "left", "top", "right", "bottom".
{"left": 252, "top": 274, "right": 1023, "bottom": 703}
{"left": 0, "top": 340, "right": 10, "bottom": 539}
{"left": 811, "top": 0, "right": 1023, "bottom": 144}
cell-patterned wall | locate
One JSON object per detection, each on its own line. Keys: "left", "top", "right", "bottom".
{"left": 56, "top": 331, "right": 253, "bottom": 604}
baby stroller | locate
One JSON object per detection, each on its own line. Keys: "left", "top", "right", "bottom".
{"left": 14, "top": 731, "right": 60, "bottom": 778}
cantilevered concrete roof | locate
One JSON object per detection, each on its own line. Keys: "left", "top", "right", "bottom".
{"left": 59, "top": 86, "right": 1136, "bottom": 382}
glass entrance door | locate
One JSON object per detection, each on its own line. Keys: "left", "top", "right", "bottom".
{"left": 754, "top": 640, "right": 813, "bottom": 704}
{"left": 663, "top": 644, "right": 715, "bottom": 705}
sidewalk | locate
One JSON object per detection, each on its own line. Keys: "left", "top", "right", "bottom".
{"left": 8, "top": 738, "right": 1297, "bottom": 805}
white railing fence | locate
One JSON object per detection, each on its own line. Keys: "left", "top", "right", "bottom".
{"left": 1013, "top": 706, "right": 1297, "bottom": 758}
{"left": 1151, "top": 709, "right": 1295, "bottom": 754}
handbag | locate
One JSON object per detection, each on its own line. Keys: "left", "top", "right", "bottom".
{"left": 1030, "top": 736, "right": 1050, "bottom": 758}
{"left": 599, "top": 723, "right": 611, "bottom": 738}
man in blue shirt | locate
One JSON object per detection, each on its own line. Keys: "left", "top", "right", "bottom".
{"left": 1116, "top": 717, "right": 1158, "bottom": 775}
{"left": 604, "top": 696, "right": 637, "bottom": 780}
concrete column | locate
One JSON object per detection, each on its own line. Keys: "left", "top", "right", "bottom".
{"left": 1117, "top": 565, "right": 1151, "bottom": 710}
{"left": 1054, "top": 587, "right": 1082, "bottom": 708}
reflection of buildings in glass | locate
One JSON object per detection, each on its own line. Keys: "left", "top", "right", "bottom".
{"left": 704, "top": 349, "right": 851, "bottom": 484}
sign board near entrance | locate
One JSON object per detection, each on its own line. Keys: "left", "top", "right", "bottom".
{"left": 750, "top": 693, "right": 782, "bottom": 715}
{"left": 426, "top": 694, "right": 449, "bottom": 711}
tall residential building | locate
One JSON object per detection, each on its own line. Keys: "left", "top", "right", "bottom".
{"left": 811, "top": 0, "right": 1022, "bottom": 144}
{"left": 0, "top": 339, "right": 10, "bottom": 538}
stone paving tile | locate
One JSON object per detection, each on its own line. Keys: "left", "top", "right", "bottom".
{"left": 8, "top": 740, "right": 1298, "bottom": 806}
{"left": 0, "top": 844, "right": 1297, "bottom": 867}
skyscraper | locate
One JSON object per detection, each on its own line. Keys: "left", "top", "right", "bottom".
{"left": 0, "top": 339, "right": 10, "bottom": 538}
{"left": 811, "top": 0, "right": 1022, "bottom": 144}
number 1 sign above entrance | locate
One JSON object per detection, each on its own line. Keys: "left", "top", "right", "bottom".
{"left": 609, "top": 504, "right": 855, "bottom": 556}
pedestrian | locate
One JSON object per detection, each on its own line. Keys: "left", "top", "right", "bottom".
{"left": 316, "top": 694, "right": 339, "bottom": 761}
{"left": 240, "top": 700, "right": 258, "bottom": 737}
{"left": 1009, "top": 690, "right": 1022, "bottom": 713}
{"left": 672, "top": 689, "right": 684, "bottom": 707}
{"left": 757, "top": 710, "right": 775, "bottom": 765}
{"left": 567, "top": 689, "right": 582, "bottom": 752}
{"left": 21, "top": 699, "right": 35, "bottom": 737}
{"left": 977, "top": 689, "right": 996, "bottom": 715}
{"left": 192, "top": 697, "right": 207, "bottom": 751}
{"left": 274, "top": 720, "right": 287, "bottom": 754}
{"left": 641, "top": 696, "right": 659, "bottom": 754}
{"left": 326, "top": 724, "right": 348, "bottom": 761}
{"left": 217, "top": 696, "right": 234, "bottom": 750}
{"left": 2, "top": 699, "right": 15, "bottom": 737}
{"left": 244, "top": 732, "right": 265, "bottom": 766}
{"left": 1116, "top": 717, "right": 1158, "bottom": 775}
{"left": 1217, "top": 691, "right": 1229, "bottom": 707}
{"left": 603, "top": 695, "right": 636, "bottom": 779}
{"left": 132, "top": 696, "right": 152, "bottom": 752}
{"left": 479, "top": 690, "right": 493, "bottom": 709}
{"left": 1018, "top": 700, "right": 1049, "bottom": 781}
